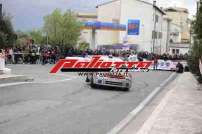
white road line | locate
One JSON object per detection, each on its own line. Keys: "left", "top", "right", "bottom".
{"left": 0, "top": 77, "right": 76, "bottom": 87}
{"left": 107, "top": 73, "right": 176, "bottom": 134}
{"left": 33, "top": 78, "right": 72, "bottom": 84}
{"left": 0, "top": 82, "right": 32, "bottom": 88}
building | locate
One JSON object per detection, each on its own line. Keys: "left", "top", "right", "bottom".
{"left": 164, "top": 7, "right": 190, "bottom": 43}
{"left": 76, "top": 12, "right": 97, "bottom": 49}
{"left": 77, "top": 0, "right": 190, "bottom": 55}
{"left": 164, "top": 7, "right": 191, "bottom": 55}
{"left": 161, "top": 16, "right": 171, "bottom": 53}
{"left": 169, "top": 23, "right": 181, "bottom": 43}
{"left": 96, "top": 0, "right": 167, "bottom": 54}
{"left": 169, "top": 43, "right": 190, "bottom": 55}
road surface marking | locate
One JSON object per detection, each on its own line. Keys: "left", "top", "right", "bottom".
{"left": 0, "top": 78, "right": 76, "bottom": 87}
{"left": 0, "top": 82, "right": 32, "bottom": 88}
{"left": 33, "top": 78, "right": 72, "bottom": 84}
{"left": 107, "top": 73, "right": 176, "bottom": 134}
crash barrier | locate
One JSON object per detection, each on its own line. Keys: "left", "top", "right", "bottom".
{"left": 148, "top": 60, "right": 187, "bottom": 71}
{"left": 0, "top": 52, "right": 5, "bottom": 71}
{"left": 0, "top": 51, "right": 11, "bottom": 74}
{"left": 6, "top": 53, "right": 42, "bottom": 64}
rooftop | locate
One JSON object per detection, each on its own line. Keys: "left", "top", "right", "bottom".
{"left": 96, "top": 0, "right": 166, "bottom": 15}
{"left": 77, "top": 12, "right": 97, "bottom": 18}
{"left": 164, "top": 7, "right": 189, "bottom": 14}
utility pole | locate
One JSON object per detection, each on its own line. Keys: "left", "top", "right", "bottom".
{"left": 46, "top": 32, "right": 49, "bottom": 45}
{"left": 152, "top": 0, "right": 157, "bottom": 53}
{"left": 165, "top": 17, "right": 171, "bottom": 53}
{"left": 0, "top": 3, "right": 2, "bottom": 20}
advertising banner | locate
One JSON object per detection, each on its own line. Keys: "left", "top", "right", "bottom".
{"left": 82, "top": 21, "right": 126, "bottom": 31}
{"left": 157, "top": 60, "right": 177, "bottom": 71}
{"left": 127, "top": 19, "right": 140, "bottom": 35}
{"left": 148, "top": 60, "right": 186, "bottom": 71}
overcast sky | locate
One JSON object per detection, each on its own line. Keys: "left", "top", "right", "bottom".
{"left": 0, "top": 0, "right": 197, "bottom": 31}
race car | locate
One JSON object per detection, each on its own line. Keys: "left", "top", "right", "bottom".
{"left": 87, "top": 56, "right": 132, "bottom": 91}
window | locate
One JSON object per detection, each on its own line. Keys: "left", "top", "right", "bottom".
{"left": 158, "top": 32, "right": 162, "bottom": 39}
{"left": 170, "top": 39, "right": 174, "bottom": 43}
{"left": 153, "top": 14, "right": 159, "bottom": 22}
{"left": 112, "top": 19, "right": 119, "bottom": 23}
{"left": 172, "top": 49, "right": 175, "bottom": 54}
{"left": 152, "top": 31, "right": 157, "bottom": 39}
{"left": 176, "top": 49, "right": 180, "bottom": 54}
{"left": 152, "top": 31, "right": 162, "bottom": 39}
{"left": 155, "top": 15, "right": 159, "bottom": 23}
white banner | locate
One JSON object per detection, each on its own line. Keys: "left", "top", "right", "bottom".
{"left": 149, "top": 60, "right": 186, "bottom": 71}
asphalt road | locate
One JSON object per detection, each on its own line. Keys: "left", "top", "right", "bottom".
{"left": 0, "top": 64, "right": 174, "bottom": 134}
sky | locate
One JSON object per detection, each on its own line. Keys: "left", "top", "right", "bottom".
{"left": 0, "top": 0, "right": 197, "bottom": 31}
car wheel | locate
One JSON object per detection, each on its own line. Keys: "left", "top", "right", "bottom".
{"left": 85, "top": 77, "right": 90, "bottom": 82}
{"left": 123, "top": 88, "right": 130, "bottom": 92}
{"left": 90, "top": 78, "right": 97, "bottom": 88}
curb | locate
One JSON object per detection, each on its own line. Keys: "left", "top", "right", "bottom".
{"left": 107, "top": 73, "right": 176, "bottom": 134}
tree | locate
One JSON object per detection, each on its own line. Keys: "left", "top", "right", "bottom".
{"left": 28, "top": 29, "right": 46, "bottom": 44}
{"left": 0, "top": 14, "right": 17, "bottom": 49}
{"left": 15, "top": 31, "right": 29, "bottom": 48}
{"left": 189, "top": 3, "right": 202, "bottom": 81}
{"left": 43, "top": 9, "right": 81, "bottom": 48}
{"left": 78, "top": 41, "right": 90, "bottom": 50}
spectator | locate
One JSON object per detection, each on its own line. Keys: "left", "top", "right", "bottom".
{"left": 176, "top": 62, "right": 184, "bottom": 73}
{"left": 154, "top": 55, "right": 158, "bottom": 70}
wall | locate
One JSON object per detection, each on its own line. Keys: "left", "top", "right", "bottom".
{"left": 165, "top": 10, "right": 190, "bottom": 42}
{"left": 77, "top": 12, "right": 97, "bottom": 49}
{"left": 169, "top": 43, "right": 190, "bottom": 55}
{"left": 95, "top": 0, "right": 167, "bottom": 53}
{"left": 161, "top": 17, "right": 170, "bottom": 54}
{"left": 169, "top": 23, "right": 182, "bottom": 43}
{"left": 119, "top": 0, "right": 164, "bottom": 53}
{"left": 96, "top": 0, "right": 121, "bottom": 47}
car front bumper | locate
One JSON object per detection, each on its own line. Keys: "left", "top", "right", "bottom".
{"left": 93, "top": 77, "right": 132, "bottom": 88}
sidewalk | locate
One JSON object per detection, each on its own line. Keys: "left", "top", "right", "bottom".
{"left": 122, "top": 72, "right": 202, "bottom": 134}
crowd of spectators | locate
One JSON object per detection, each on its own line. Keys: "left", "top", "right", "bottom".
{"left": 4, "top": 45, "right": 60, "bottom": 64}
{"left": 1, "top": 45, "right": 188, "bottom": 65}
{"left": 136, "top": 52, "right": 188, "bottom": 61}
{"left": 65, "top": 48, "right": 188, "bottom": 61}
